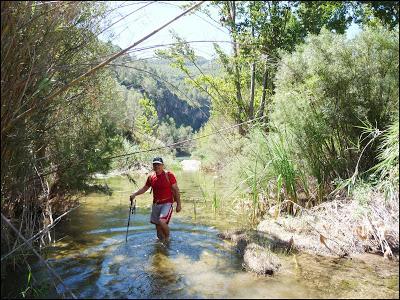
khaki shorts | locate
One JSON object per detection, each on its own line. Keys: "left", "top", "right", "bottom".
{"left": 150, "top": 203, "right": 173, "bottom": 225}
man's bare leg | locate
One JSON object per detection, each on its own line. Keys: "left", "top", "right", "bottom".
{"left": 158, "top": 221, "right": 170, "bottom": 242}
{"left": 156, "top": 224, "right": 164, "bottom": 240}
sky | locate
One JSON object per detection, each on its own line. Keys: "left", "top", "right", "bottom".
{"left": 100, "top": 1, "right": 232, "bottom": 60}
{"left": 99, "top": 1, "right": 362, "bottom": 60}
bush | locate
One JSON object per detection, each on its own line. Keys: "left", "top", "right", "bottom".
{"left": 223, "top": 26, "right": 399, "bottom": 217}
{"left": 271, "top": 26, "right": 399, "bottom": 186}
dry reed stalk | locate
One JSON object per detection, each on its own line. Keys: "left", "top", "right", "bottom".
{"left": 259, "top": 190, "right": 399, "bottom": 258}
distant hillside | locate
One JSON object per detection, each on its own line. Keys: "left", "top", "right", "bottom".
{"left": 146, "top": 56, "right": 222, "bottom": 79}
{"left": 110, "top": 50, "right": 218, "bottom": 131}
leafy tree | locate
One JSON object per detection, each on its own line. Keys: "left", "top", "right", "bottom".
{"left": 160, "top": 1, "right": 357, "bottom": 135}
{"left": 296, "top": 1, "right": 353, "bottom": 35}
{"left": 136, "top": 96, "right": 158, "bottom": 136}
{"left": 352, "top": 1, "right": 399, "bottom": 29}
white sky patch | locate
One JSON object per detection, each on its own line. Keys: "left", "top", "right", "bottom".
{"left": 100, "top": 1, "right": 232, "bottom": 60}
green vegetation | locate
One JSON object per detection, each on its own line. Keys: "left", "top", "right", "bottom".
{"left": 1, "top": 1, "right": 399, "bottom": 297}
{"left": 164, "top": 1, "right": 399, "bottom": 249}
{"left": 111, "top": 50, "right": 211, "bottom": 131}
{"left": 1, "top": 1, "right": 123, "bottom": 254}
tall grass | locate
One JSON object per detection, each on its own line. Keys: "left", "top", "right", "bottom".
{"left": 196, "top": 172, "right": 209, "bottom": 202}
{"left": 370, "top": 118, "right": 399, "bottom": 202}
{"left": 267, "top": 134, "right": 298, "bottom": 202}
{"left": 271, "top": 174, "right": 283, "bottom": 219}
{"left": 1, "top": 2, "right": 127, "bottom": 277}
{"left": 334, "top": 117, "right": 399, "bottom": 199}
{"left": 220, "top": 127, "right": 306, "bottom": 218}
{"left": 251, "top": 158, "right": 259, "bottom": 224}
{"left": 372, "top": 119, "right": 399, "bottom": 184}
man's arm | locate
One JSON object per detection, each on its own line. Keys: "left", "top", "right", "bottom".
{"left": 171, "top": 183, "right": 181, "bottom": 212}
{"left": 130, "top": 185, "right": 150, "bottom": 202}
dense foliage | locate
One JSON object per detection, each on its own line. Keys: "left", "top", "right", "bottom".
{"left": 1, "top": 1, "right": 124, "bottom": 248}
{"left": 272, "top": 26, "right": 399, "bottom": 184}
{"left": 187, "top": 2, "right": 399, "bottom": 217}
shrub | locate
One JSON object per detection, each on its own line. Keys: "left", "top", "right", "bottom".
{"left": 271, "top": 26, "right": 399, "bottom": 187}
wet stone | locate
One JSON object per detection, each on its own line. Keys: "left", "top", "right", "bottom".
{"left": 243, "top": 243, "right": 281, "bottom": 275}
{"left": 218, "top": 230, "right": 281, "bottom": 275}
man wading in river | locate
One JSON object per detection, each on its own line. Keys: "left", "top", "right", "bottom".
{"left": 130, "top": 157, "right": 181, "bottom": 243}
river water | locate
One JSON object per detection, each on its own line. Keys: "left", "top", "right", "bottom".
{"left": 7, "top": 168, "right": 399, "bottom": 299}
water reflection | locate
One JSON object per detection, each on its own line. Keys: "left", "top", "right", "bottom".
{"left": 147, "top": 243, "right": 176, "bottom": 296}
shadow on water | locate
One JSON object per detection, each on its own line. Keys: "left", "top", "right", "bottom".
{"left": 13, "top": 170, "right": 399, "bottom": 299}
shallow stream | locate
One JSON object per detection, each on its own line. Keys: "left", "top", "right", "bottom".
{"left": 6, "top": 169, "right": 399, "bottom": 299}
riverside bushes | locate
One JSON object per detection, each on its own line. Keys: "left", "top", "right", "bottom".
{"left": 197, "top": 26, "right": 398, "bottom": 225}
{"left": 1, "top": 2, "right": 125, "bottom": 263}
{"left": 271, "top": 26, "right": 399, "bottom": 187}
{"left": 236, "top": 26, "right": 399, "bottom": 210}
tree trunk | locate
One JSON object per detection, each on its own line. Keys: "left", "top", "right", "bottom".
{"left": 228, "top": 1, "right": 245, "bottom": 135}
{"left": 249, "top": 1, "right": 256, "bottom": 119}
{"left": 249, "top": 26, "right": 256, "bottom": 119}
{"left": 257, "top": 63, "right": 268, "bottom": 119}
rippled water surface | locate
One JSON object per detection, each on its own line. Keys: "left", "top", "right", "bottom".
{"left": 9, "top": 170, "right": 399, "bottom": 299}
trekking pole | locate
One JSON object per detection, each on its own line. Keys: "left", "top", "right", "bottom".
{"left": 125, "top": 198, "right": 136, "bottom": 242}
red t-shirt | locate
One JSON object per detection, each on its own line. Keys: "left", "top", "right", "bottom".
{"left": 145, "top": 171, "right": 177, "bottom": 204}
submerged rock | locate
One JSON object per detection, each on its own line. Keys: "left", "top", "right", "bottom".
{"left": 218, "top": 230, "right": 281, "bottom": 275}
{"left": 243, "top": 243, "right": 281, "bottom": 275}
{"left": 218, "top": 230, "right": 250, "bottom": 256}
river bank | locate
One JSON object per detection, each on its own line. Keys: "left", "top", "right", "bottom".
{"left": 217, "top": 188, "right": 399, "bottom": 279}
{"left": 259, "top": 192, "right": 398, "bottom": 259}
